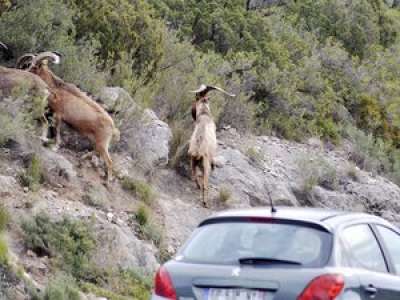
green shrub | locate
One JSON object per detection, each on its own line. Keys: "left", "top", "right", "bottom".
{"left": 0, "top": 235, "right": 8, "bottom": 266}
{"left": 22, "top": 214, "right": 95, "bottom": 280}
{"left": 168, "top": 122, "right": 190, "bottom": 168}
{"left": 344, "top": 125, "right": 391, "bottom": 174}
{"left": 0, "top": 204, "right": 9, "bottom": 232}
{"left": 246, "top": 147, "right": 264, "bottom": 166}
{"left": 347, "top": 164, "right": 361, "bottom": 182}
{"left": 297, "top": 155, "right": 339, "bottom": 192}
{"left": 19, "top": 154, "right": 43, "bottom": 191}
{"left": 0, "top": 111, "right": 21, "bottom": 147}
{"left": 141, "top": 223, "right": 162, "bottom": 247}
{"left": 217, "top": 91, "right": 256, "bottom": 133}
{"left": 82, "top": 186, "right": 107, "bottom": 208}
{"left": 68, "top": 0, "right": 165, "bottom": 80}
{"left": 81, "top": 268, "right": 151, "bottom": 300}
{"left": 218, "top": 187, "right": 232, "bottom": 204}
{"left": 135, "top": 205, "right": 149, "bottom": 227}
{"left": 42, "top": 275, "right": 81, "bottom": 300}
{"left": 0, "top": 0, "right": 106, "bottom": 94}
{"left": 121, "top": 177, "right": 155, "bottom": 206}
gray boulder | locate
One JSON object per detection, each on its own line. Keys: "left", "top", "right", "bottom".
{"left": 99, "top": 87, "right": 134, "bottom": 113}
{"left": 92, "top": 222, "right": 159, "bottom": 275}
{"left": 100, "top": 87, "right": 172, "bottom": 168}
{"left": 37, "top": 148, "right": 77, "bottom": 187}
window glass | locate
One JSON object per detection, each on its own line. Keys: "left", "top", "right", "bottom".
{"left": 180, "top": 222, "right": 332, "bottom": 267}
{"left": 342, "top": 224, "right": 387, "bottom": 273}
{"left": 376, "top": 226, "right": 400, "bottom": 275}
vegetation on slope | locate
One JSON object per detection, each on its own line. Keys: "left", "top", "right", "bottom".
{"left": 1, "top": 0, "right": 400, "bottom": 297}
{"left": 1, "top": 0, "right": 400, "bottom": 185}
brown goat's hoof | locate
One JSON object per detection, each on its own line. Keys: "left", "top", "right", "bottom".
{"left": 202, "top": 201, "right": 209, "bottom": 208}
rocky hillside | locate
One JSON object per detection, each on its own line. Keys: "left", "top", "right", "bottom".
{"left": 0, "top": 87, "right": 400, "bottom": 299}
{"left": 2, "top": 0, "right": 400, "bottom": 299}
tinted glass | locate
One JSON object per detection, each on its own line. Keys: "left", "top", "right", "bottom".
{"left": 342, "top": 224, "right": 387, "bottom": 273}
{"left": 180, "top": 221, "right": 332, "bottom": 267}
{"left": 376, "top": 226, "right": 400, "bottom": 275}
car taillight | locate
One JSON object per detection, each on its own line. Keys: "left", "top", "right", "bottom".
{"left": 154, "top": 266, "right": 177, "bottom": 300}
{"left": 298, "top": 274, "right": 344, "bottom": 300}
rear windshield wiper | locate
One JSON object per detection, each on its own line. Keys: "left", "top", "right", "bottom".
{"left": 238, "top": 257, "right": 302, "bottom": 266}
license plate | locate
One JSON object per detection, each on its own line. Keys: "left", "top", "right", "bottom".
{"left": 204, "top": 288, "right": 271, "bottom": 300}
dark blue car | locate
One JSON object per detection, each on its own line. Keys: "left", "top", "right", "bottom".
{"left": 152, "top": 207, "right": 400, "bottom": 300}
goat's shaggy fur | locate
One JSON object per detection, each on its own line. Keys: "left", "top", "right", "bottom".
{"left": 25, "top": 53, "right": 120, "bottom": 182}
{"left": 188, "top": 97, "right": 217, "bottom": 207}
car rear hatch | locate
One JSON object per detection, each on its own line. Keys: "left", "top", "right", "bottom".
{"left": 163, "top": 217, "right": 335, "bottom": 300}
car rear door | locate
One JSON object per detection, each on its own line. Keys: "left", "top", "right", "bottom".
{"left": 341, "top": 223, "right": 400, "bottom": 300}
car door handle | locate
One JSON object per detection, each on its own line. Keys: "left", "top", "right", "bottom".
{"left": 363, "top": 284, "right": 378, "bottom": 297}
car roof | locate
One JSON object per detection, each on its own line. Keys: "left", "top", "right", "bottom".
{"left": 201, "top": 206, "right": 390, "bottom": 232}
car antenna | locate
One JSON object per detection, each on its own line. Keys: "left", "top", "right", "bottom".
{"left": 267, "top": 186, "right": 277, "bottom": 214}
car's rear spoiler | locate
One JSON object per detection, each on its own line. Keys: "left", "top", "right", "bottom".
{"left": 198, "top": 216, "right": 333, "bottom": 233}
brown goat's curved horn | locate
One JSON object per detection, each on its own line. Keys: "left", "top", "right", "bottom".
{"left": 0, "top": 42, "right": 8, "bottom": 51}
{"left": 15, "top": 54, "right": 35, "bottom": 69}
{"left": 30, "top": 51, "right": 61, "bottom": 67}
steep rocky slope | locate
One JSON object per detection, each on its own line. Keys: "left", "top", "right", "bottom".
{"left": 1, "top": 87, "right": 400, "bottom": 299}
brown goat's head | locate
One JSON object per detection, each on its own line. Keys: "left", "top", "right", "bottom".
{"left": 16, "top": 52, "right": 61, "bottom": 72}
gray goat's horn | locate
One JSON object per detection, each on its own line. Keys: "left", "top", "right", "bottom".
{"left": 190, "top": 84, "right": 236, "bottom": 97}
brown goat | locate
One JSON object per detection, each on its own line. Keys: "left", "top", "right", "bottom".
{"left": 18, "top": 52, "right": 120, "bottom": 182}
{"left": 0, "top": 43, "right": 50, "bottom": 141}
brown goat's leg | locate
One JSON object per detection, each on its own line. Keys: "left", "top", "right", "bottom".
{"left": 96, "top": 140, "right": 113, "bottom": 183}
{"left": 40, "top": 114, "right": 49, "bottom": 143}
{"left": 52, "top": 114, "right": 62, "bottom": 152}
{"left": 190, "top": 157, "right": 196, "bottom": 181}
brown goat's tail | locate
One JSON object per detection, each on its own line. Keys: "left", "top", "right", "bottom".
{"left": 112, "top": 126, "right": 121, "bottom": 142}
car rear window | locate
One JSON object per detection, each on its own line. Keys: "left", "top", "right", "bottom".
{"left": 179, "top": 220, "right": 332, "bottom": 267}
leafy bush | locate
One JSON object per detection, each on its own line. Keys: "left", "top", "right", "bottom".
{"left": 0, "top": 0, "right": 106, "bottom": 94}
{"left": 217, "top": 91, "right": 256, "bottom": 133}
{"left": 218, "top": 187, "right": 232, "bottom": 204}
{"left": 135, "top": 205, "right": 149, "bottom": 227}
{"left": 22, "top": 214, "right": 95, "bottom": 280}
{"left": 0, "top": 204, "right": 9, "bottom": 232}
{"left": 246, "top": 147, "right": 264, "bottom": 167}
{"left": 81, "top": 269, "right": 151, "bottom": 300}
{"left": 19, "top": 154, "right": 43, "bottom": 192}
{"left": 121, "top": 177, "right": 156, "bottom": 206}
{"left": 297, "top": 155, "right": 339, "bottom": 192}
{"left": 0, "top": 235, "right": 8, "bottom": 266}
{"left": 68, "top": 0, "right": 165, "bottom": 80}
{"left": 41, "top": 275, "right": 81, "bottom": 300}
{"left": 141, "top": 222, "right": 162, "bottom": 247}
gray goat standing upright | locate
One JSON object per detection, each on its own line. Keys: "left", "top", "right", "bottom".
{"left": 188, "top": 84, "right": 235, "bottom": 207}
